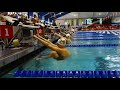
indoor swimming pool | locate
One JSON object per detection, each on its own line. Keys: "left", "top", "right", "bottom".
{"left": 2, "top": 30, "right": 120, "bottom": 78}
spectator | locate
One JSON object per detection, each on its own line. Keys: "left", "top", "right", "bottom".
{"left": 31, "top": 14, "right": 40, "bottom": 23}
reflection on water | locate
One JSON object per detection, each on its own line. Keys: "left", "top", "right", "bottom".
{"left": 95, "top": 55, "right": 120, "bottom": 70}
{"left": 95, "top": 56, "right": 109, "bottom": 70}
{"left": 35, "top": 60, "right": 41, "bottom": 69}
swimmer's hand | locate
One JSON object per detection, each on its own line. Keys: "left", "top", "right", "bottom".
{"left": 34, "top": 34, "right": 42, "bottom": 39}
{"left": 33, "top": 34, "right": 42, "bottom": 39}
{"left": 33, "top": 35, "right": 39, "bottom": 40}
{"left": 36, "top": 34, "right": 43, "bottom": 39}
{"left": 54, "top": 33, "right": 57, "bottom": 35}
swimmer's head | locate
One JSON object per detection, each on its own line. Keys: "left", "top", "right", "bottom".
{"left": 44, "top": 35, "right": 49, "bottom": 39}
{"left": 71, "top": 28, "right": 75, "bottom": 33}
{"left": 56, "top": 38, "right": 66, "bottom": 48}
{"left": 66, "top": 34, "right": 70, "bottom": 38}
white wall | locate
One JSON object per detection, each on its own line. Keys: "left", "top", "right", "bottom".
{"left": 56, "top": 19, "right": 65, "bottom": 25}
{"left": 21, "top": 12, "right": 28, "bottom": 16}
{"left": 57, "top": 12, "right": 78, "bottom": 19}
{"left": 112, "top": 17, "right": 120, "bottom": 23}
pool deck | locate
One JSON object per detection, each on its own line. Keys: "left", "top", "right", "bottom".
{"left": 0, "top": 38, "right": 58, "bottom": 68}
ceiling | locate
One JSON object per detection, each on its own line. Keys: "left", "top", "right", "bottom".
{"left": 57, "top": 12, "right": 120, "bottom": 19}
{"left": 39, "top": 12, "right": 70, "bottom": 20}
{"left": 36, "top": 12, "right": 70, "bottom": 22}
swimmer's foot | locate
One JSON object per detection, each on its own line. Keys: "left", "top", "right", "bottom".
{"left": 35, "top": 56, "right": 49, "bottom": 61}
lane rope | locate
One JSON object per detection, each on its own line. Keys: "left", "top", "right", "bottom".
{"left": 65, "top": 44, "right": 120, "bottom": 47}
{"left": 73, "top": 38, "right": 120, "bottom": 40}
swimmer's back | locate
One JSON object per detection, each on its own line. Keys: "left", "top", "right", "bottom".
{"left": 57, "top": 48, "right": 71, "bottom": 59}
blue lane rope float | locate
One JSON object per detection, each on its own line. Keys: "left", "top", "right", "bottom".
{"left": 75, "top": 32, "right": 117, "bottom": 34}
{"left": 14, "top": 70, "right": 120, "bottom": 78}
{"left": 75, "top": 31, "right": 120, "bottom": 34}
{"left": 73, "top": 38, "right": 120, "bottom": 40}
{"left": 74, "top": 35, "right": 118, "bottom": 38}
{"left": 75, "top": 32, "right": 118, "bottom": 34}
{"left": 74, "top": 34, "right": 117, "bottom": 36}
{"left": 65, "top": 44, "right": 120, "bottom": 47}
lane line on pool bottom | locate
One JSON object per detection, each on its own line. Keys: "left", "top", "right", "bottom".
{"left": 65, "top": 44, "right": 120, "bottom": 47}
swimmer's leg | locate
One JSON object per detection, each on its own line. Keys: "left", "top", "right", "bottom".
{"left": 35, "top": 51, "right": 59, "bottom": 60}
{"left": 35, "top": 55, "right": 49, "bottom": 60}
{"left": 35, "top": 52, "right": 54, "bottom": 60}
{"left": 48, "top": 51, "right": 59, "bottom": 59}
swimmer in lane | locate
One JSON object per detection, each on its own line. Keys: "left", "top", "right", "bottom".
{"left": 60, "top": 31, "right": 73, "bottom": 40}
{"left": 33, "top": 34, "right": 71, "bottom": 60}
{"left": 62, "top": 30, "right": 75, "bottom": 36}
{"left": 54, "top": 33, "right": 72, "bottom": 44}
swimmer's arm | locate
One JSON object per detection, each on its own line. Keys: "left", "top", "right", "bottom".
{"left": 54, "top": 33, "right": 63, "bottom": 38}
{"left": 34, "top": 35, "right": 57, "bottom": 47}
{"left": 34, "top": 35, "right": 59, "bottom": 51}
{"left": 65, "top": 31, "right": 68, "bottom": 33}
{"left": 36, "top": 34, "right": 57, "bottom": 47}
{"left": 60, "top": 32, "right": 66, "bottom": 36}
{"left": 37, "top": 34, "right": 53, "bottom": 44}
{"left": 47, "top": 44, "right": 61, "bottom": 52}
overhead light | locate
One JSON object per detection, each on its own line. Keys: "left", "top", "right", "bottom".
{"left": 41, "top": 20, "right": 45, "bottom": 22}
{"left": 70, "top": 13, "right": 77, "bottom": 16}
{"left": 98, "top": 13, "right": 102, "bottom": 15}
{"left": 73, "top": 14, "right": 77, "bottom": 16}
{"left": 8, "top": 12, "right": 10, "bottom": 15}
{"left": 59, "top": 13, "right": 62, "bottom": 14}
{"left": 19, "top": 13, "right": 21, "bottom": 15}
{"left": 65, "top": 22, "right": 68, "bottom": 25}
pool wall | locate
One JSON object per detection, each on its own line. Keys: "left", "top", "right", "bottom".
{"left": 0, "top": 39, "right": 58, "bottom": 77}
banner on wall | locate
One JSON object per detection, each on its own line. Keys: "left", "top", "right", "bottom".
{"left": 68, "top": 19, "right": 72, "bottom": 25}
{"left": 86, "top": 18, "right": 93, "bottom": 24}
{"left": 38, "top": 28, "right": 44, "bottom": 35}
{"left": 0, "top": 25, "right": 13, "bottom": 38}
{"left": 79, "top": 19, "right": 83, "bottom": 25}
{"left": 73, "top": 19, "right": 76, "bottom": 26}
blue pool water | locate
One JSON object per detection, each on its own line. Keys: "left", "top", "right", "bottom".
{"left": 2, "top": 30, "right": 120, "bottom": 78}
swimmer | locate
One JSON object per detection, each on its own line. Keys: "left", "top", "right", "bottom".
{"left": 54, "top": 33, "right": 72, "bottom": 44}
{"left": 43, "top": 34, "right": 50, "bottom": 41}
{"left": 37, "top": 34, "right": 55, "bottom": 46}
{"left": 60, "top": 31, "right": 73, "bottom": 40}
{"left": 66, "top": 30, "right": 75, "bottom": 36}
{"left": 33, "top": 34, "right": 71, "bottom": 60}
{"left": 65, "top": 33, "right": 72, "bottom": 44}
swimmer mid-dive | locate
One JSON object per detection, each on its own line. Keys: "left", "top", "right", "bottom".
{"left": 54, "top": 33, "right": 72, "bottom": 44}
{"left": 33, "top": 34, "right": 71, "bottom": 61}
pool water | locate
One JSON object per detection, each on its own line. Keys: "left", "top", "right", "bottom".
{"left": 2, "top": 31, "right": 120, "bottom": 78}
